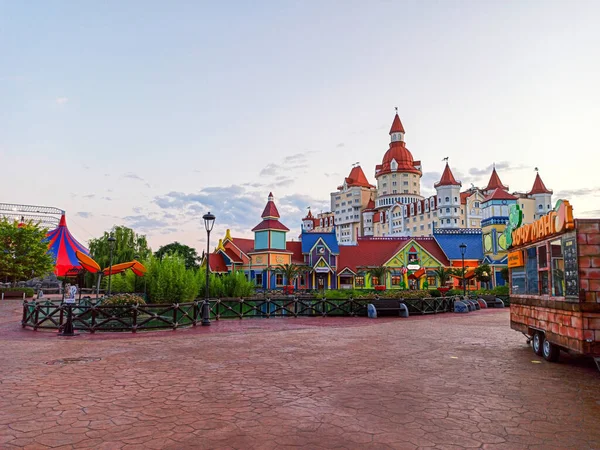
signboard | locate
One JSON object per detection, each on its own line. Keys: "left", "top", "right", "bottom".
{"left": 507, "top": 251, "right": 524, "bottom": 268}
{"left": 314, "top": 267, "right": 330, "bottom": 273}
{"left": 407, "top": 264, "right": 420, "bottom": 271}
{"left": 64, "top": 298, "right": 76, "bottom": 305}
{"left": 506, "top": 200, "right": 574, "bottom": 248}
{"left": 562, "top": 236, "right": 579, "bottom": 297}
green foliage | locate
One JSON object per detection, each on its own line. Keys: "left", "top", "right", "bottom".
{"left": 474, "top": 264, "right": 492, "bottom": 282}
{"left": 88, "top": 226, "right": 151, "bottom": 272}
{"left": 476, "top": 285, "right": 509, "bottom": 296}
{"left": 199, "top": 271, "right": 255, "bottom": 298}
{"left": 0, "top": 287, "right": 35, "bottom": 297}
{"left": 155, "top": 242, "right": 200, "bottom": 270}
{"left": 103, "top": 271, "right": 136, "bottom": 294}
{"left": 433, "top": 266, "right": 453, "bottom": 286}
{"left": 501, "top": 267, "right": 509, "bottom": 282}
{"left": 447, "top": 289, "right": 463, "bottom": 296}
{"left": 323, "top": 289, "right": 440, "bottom": 300}
{"left": 428, "top": 289, "right": 442, "bottom": 298}
{"left": 102, "top": 293, "right": 146, "bottom": 318}
{"left": 269, "top": 263, "right": 307, "bottom": 285}
{"left": 368, "top": 266, "right": 390, "bottom": 285}
{"left": 145, "top": 255, "right": 199, "bottom": 304}
{"left": 0, "top": 219, "right": 55, "bottom": 285}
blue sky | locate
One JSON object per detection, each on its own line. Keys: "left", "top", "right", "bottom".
{"left": 2, "top": 1, "right": 599, "bottom": 251}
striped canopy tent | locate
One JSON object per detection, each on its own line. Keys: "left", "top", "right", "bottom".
{"left": 46, "top": 214, "right": 90, "bottom": 277}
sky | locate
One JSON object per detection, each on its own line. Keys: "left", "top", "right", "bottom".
{"left": 2, "top": 0, "right": 600, "bottom": 252}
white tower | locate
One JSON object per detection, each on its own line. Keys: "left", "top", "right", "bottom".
{"left": 434, "top": 162, "right": 462, "bottom": 229}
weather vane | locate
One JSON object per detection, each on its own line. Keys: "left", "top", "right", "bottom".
{"left": 394, "top": 106, "right": 398, "bottom": 113}
{"left": 534, "top": 167, "right": 539, "bottom": 172}
{"left": 442, "top": 157, "right": 449, "bottom": 162}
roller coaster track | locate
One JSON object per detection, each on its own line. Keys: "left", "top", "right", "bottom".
{"left": 0, "top": 203, "right": 64, "bottom": 228}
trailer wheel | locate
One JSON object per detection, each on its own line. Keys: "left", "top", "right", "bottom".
{"left": 532, "top": 332, "right": 544, "bottom": 356}
{"left": 542, "top": 339, "right": 560, "bottom": 362}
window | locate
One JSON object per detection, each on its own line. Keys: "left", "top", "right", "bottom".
{"left": 316, "top": 245, "right": 325, "bottom": 254}
{"left": 454, "top": 208, "right": 457, "bottom": 213}
{"left": 299, "top": 275, "right": 305, "bottom": 285}
{"left": 454, "top": 197, "right": 458, "bottom": 202}
{"left": 403, "top": 181, "right": 408, "bottom": 186}
{"left": 445, "top": 197, "right": 450, "bottom": 203}
{"left": 474, "top": 202, "right": 480, "bottom": 208}
{"left": 355, "top": 276, "right": 365, "bottom": 287}
{"left": 371, "top": 276, "right": 379, "bottom": 286}
{"left": 511, "top": 268, "right": 526, "bottom": 294}
{"left": 276, "top": 274, "right": 284, "bottom": 285}
{"left": 391, "top": 275, "right": 402, "bottom": 286}
{"left": 446, "top": 208, "right": 450, "bottom": 213}
{"left": 392, "top": 181, "right": 397, "bottom": 186}
{"left": 255, "top": 273, "right": 263, "bottom": 286}
{"left": 538, "top": 204, "right": 543, "bottom": 210}
{"left": 392, "top": 174, "right": 397, "bottom": 178}
{"left": 525, "top": 247, "right": 539, "bottom": 294}
{"left": 551, "top": 239, "right": 564, "bottom": 297}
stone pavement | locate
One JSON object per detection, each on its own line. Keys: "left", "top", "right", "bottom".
{"left": 0, "top": 300, "right": 599, "bottom": 449}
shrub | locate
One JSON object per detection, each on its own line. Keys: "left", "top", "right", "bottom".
{"left": 0, "top": 287, "right": 35, "bottom": 297}
{"left": 102, "top": 293, "right": 145, "bottom": 317}
{"left": 145, "top": 255, "right": 200, "bottom": 303}
{"left": 429, "top": 289, "right": 442, "bottom": 297}
{"left": 198, "top": 271, "right": 255, "bottom": 298}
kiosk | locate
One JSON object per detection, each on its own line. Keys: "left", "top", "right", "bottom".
{"left": 507, "top": 200, "right": 600, "bottom": 369}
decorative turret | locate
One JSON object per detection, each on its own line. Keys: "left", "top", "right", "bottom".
{"left": 483, "top": 166, "right": 509, "bottom": 194}
{"left": 252, "top": 193, "right": 289, "bottom": 250}
{"left": 529, "top": 170, "right": 553, "bottom": 220}
{"left": 302, "top": 208, "right": 315, "bottom": 232}
{"left": 434, "top": 162, "right": 462, "bottom": 229}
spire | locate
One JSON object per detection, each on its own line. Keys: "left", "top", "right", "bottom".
{"left": 389, "top": 110, "right": 405, "bottom": 135}
{"left": 529, "top": 172, "right": 553, "bottom": 195}
{"left": 344, "top": 165, "right": 375, "bottom": 188}
{"left": 261, "top": 193, "right": 280, "bottom": 219}
{"left": 434, "top": 163, "right": 461, "bottom": 188}
{"left": 224, "top": 229, "right": 232, "bottom": 241}
{"left": 484, "top": 167, "right": 508, "bottom": 192}
{"left": 58, "top": 214, "right": 67, "bottom": 227}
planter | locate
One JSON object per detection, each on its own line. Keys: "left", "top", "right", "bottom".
{"left": 283, "top": 285, "right": 294, "bottom": 295}
{"left": 437, "top": 287, "right": 450, "bottom": 296}
{"left": 2, "top": 291, "right": 33, "bottom": 299}
{"left": 374, "top": 285, "right": 386, "bottom": 291}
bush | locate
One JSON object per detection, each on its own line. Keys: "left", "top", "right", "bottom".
{"left": 0, "top": 287, "right": 35, "bottom": 298}
{"left": 429, "top": 289, "right": 442, "bottom": 298}
{"left": 102, "top": 293, "right": 145, "bottom": 317}
{"left": 145, "top": 255, "right": 200, "bottom": 303}
{"left": 199, "top": 271, "right": 255, "bottom": 298}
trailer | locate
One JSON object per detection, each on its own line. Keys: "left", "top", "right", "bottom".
{"left": 507, "top": 200, "right": 600, "bottom": 370}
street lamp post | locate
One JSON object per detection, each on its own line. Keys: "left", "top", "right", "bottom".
{"left": 134, "top": 254, "right": 140, "bottom": 294}
{"left": 202, "top": 212, "right": 216, "bottom": 326}
{"left": 107, "top": 236, "right": 116, "bottom": 297}
{"left": 459, "top": 243, "right": 467, "bottom": 297}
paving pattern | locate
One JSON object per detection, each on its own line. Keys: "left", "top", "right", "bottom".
{"left": 0, "top": 300, "right": 599, "bottom": 449}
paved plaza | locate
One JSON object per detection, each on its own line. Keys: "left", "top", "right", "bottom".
{"left": 0, "top": 301, "right": 599, "bottom": 450}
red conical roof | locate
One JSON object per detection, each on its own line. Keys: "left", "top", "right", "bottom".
{"left": 484, "top": 167, "right": 508, "bottom": 192}
{"left": 434, "top": 163, "right": 461, "bottom": 188}
{"left": 389, "top": 113, "right": 405, "bottom": 134}
{"left": 345, "top": 166, "right": 374, "bottom": 188}
{"left": 483, "top": 188, "right": 517, "bottom": 202}
{"left": 529, "top": 173, "right": 552, "bottom": 195}
{"left": 261, "top": 193, "right": 280, "bottom": 219}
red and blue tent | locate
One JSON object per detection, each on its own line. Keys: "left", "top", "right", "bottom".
{"left": 46, "top": 214, "right": 89, "bottom": 277}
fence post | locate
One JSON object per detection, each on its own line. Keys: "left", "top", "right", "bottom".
{"left": 240, "top": 299, "right": 243, "bottom": 319}
{"left": 21, "top": 300, "right": 28, "bottom": 327}
{"left": 193, "top": 300, "right": 198, "bottom": 326}
{"left": 90, "top": 305, "right": 96, "bottom": 334}
{"left": 33, "top": 304, "right": 40, "bottom": 331}
{"left": 172, "top": 304, "right": 178, "bottom": 330}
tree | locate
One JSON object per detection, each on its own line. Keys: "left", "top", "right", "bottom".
{"left": 155, "top": 242, "right": 200, "bottom": 270}
{"left": 269, "top": 263, "right": 307, "bottom": 286}
{"left": 0, "top": 219, "right": 55, "bottom": 285}
{"left": 88, "top": 226, "right": 151, "bottom": 270}
{"left": 501, "top": 267, "right": 509, "bottom": 283}
{"left": 368, "top": 266, "right": 390, "bottom": 286}
{"left": 474, "top": 264, "right": 492, "bottom": 287}
{"left": 433, "top": 266, "right": 453, "bottom": 286}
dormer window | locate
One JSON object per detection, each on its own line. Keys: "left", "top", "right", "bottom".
{"left": 445, "top": 197, "right": 450, "bottom": 203}
{"left": 390, "top": 160, "right": 398, "bottom": 171}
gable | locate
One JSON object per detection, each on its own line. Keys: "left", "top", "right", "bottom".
{"left": 384, "top": 240, "right": 446, "bottom": 268}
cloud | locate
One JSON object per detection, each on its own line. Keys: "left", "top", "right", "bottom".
{"left": 259, "top": 153, "right": 310, "bottom": 177}
{"left": 123, "top": 215, "right": 170, "bottom": 232}
{"left": 336, "top": 143, "right": 345, "bottom": 148}
{"left": 155, "top": 185, "right": 266, "bottom": 230}
{"left": 274, "top": 176, "right": 294, "bottom": 187}
{"left": 279, "top": 194, "right": 329, "bottom": 213}
{"left": 83, "top": 194, "right": 95, "bottom": 199}
{"left": 123, "top": 172, "right": 145, "bottom": 181}
{"left": 76, "top": 212, "right": 93, "bottom": 219}
{"left": 468, "top": 161, "right": 528, "bottom": 177}
{"left": 555, "top": 187, "right": 600, "bottom": 198}
{"left": 324, "top": 172, "right": 341, "bottom": 178}
{"left": 102, "top": 196, "right": 113, "bottom": 201}
{"left": 56, "top": 97, "right": 68, "bottom": 104}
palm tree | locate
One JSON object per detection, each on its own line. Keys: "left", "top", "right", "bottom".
{"left": 433, "top": 266, "right": 453, "bottom": 286}
{"left": 270, "top": 263, "right": 307, "bottom": 287}
{"left": 368, "top": 266, "right": 390, "bottom": 287}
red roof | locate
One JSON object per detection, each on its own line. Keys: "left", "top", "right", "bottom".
{"left": 344, "top": 166, "right": 375, "bottom": 188}
{"left": 378, "top": 141, "right": 421, "bottom": 176}
{"left": 484, "top": 168, "right": 508, "bottom": 192}
{"left": 363, "top": 198, "right": 376, "bottom": 212}
{"left": 251, "top": 219, "right": 290, "bottom": 232}
{"left": 261, "top": 193, "right": 280, "bottom": 219}
{"left": 286, "top": 241, "right": 304, "bottom": 264}
{"left": 460, "top": 191, "right": 473, "bottom": 205}
{"left": 337, "top": 238, "right": 450, "bottom": 273}
{"left": 303, "top": 209, "right": 313, "bottom": 219}
{"left": 373, "top": 211, "right": 381, "bottom": 223}
{"left": 483, "top": 188, "right": 517, "bottom": 202}
{"left": 230, "top": 237, "right": 254, "bottom": 255}
{"left": 529, "top": 173, "right": 552, "bottom": 195}
{"left": 389, "top": 113, "right": 405, "bottom": 134}
{"left": 208, "top": 253, "right": 228, "bottom": 273}
{"left": 434, "top": 163, "right": 461, "bottom": 188}
{"left": 224, "top": 247, "right": 242, "bottom": 263}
